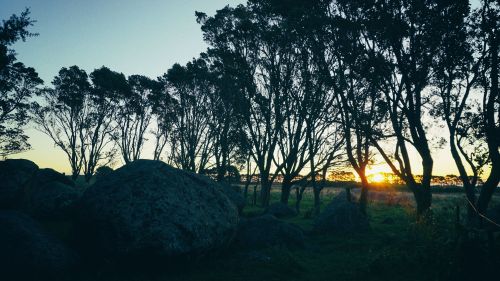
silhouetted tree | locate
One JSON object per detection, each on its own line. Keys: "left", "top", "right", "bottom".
{"left": 473, "top": 0, "right": 500, "bottom": 215}
{"left": 33, "top": 66, "right": 90, "bottom": 180}
{"left": 34, "top": 66, "right": 118, "bottom": 182}
{"left": 324, "top": 5, "right": 388, "bottom": 214}
{"left": 163, "top": 59, "right": 212, "bottom": 173}
{"left": 198, "top": 3, "right": 292, "bottom": 206}
{"left": 0, "top": 9, "right": 42, "bottom": 156}
{"left": 113, "top": 75, "right": 160, "bottom": 164}
{"left": 80, "top": 66, "right": 121, "bottom": 181}
{"left": 150, "top": 80, "right": 177, "bottom": 161}
{"left": 203, "top": 50, "right": 250, "bottom": 182}
{"left": 336, "top": 0, "right": 470, "bottom": 216}
{"left": 431, "top": 2, "right": 489, "bottom": 219}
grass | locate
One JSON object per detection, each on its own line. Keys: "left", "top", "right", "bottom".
{"left": 47, "top": 186, "right": 500, "bottom": 281}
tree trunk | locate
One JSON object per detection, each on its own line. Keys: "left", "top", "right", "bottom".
{"left": 477, "top": 30, "right": 500, "bottom": 215}
{"left": 412, "top": 183, "right": 432, "bottom": 217}
{"left": 260, "top": 177, "right": 272, "bottom": 207}
{"left": 359, "top": 175, "right": 369, "bottom": 215}
{"left": 280, "top": 178, "right": 292, "bottom": 204}
{"left": 84, "top": 172, "right": 92, "bottom": 183}
{"left": 253, "top": 185, "right": 257, "bottom": 206}
{"left": 244, "top": 184, "right": 249, "bottom": 202}
{"left": 295, "top": 186, "right": 306, "bottom": 213}
{"left": 449, "top": 132, "right": 477, "bottom": 220}
{"left": 313, "top": 187, "right": 321, "bottom": 216}
{"left": 71, "top": 172, "right": 78, "bottom": 182}
{"left": 243, "top": 158, "right": 252, "bottom": 203}
{"left": 477, "top": 163, "right": 500, "bottom": 214}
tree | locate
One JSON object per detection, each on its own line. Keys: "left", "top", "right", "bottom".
{"left": 113, "top": 75, "right": 160, "bottom": 164}
{"left": 473, "top": 0, "right": 500, "bottom": 215}
{"left": 203, "top": 50, "right": 250, "bottom": 182}
{"left": 0, "top": 9, "right": 42, "bottom": 156}
{"left": 291, "top": 20, "right": 345, "bottom": 213}
{"left": 79, "top": 66, "right": 121, "bottom": 181}
{"left": 162, "top": 59, "right": 213, "bottom": 173}
{"left": 34, "top": 66, "right": 118, "bottom": 182}
{"left": 150, "top": 79, "right": 177, "bottom": 161}
{"left": 33, "top": 66, "right": 90, "bottom": 180}
{"left": 198, "top": 1, "right": 303, "bottom": 206}
{"left": 298, "top": 1, "right": 379, "bottom": 214}
{"left": 330, "top": 19, "right": 387, "bottom": 214}
{"left": 337, "top": 0, "right": 470, "bottom": 216}
{"left": 431, "top": 2, "right": 489, "bottom": 218}
{"left": 433, "top": 0, "right": 500, "bottom": 217}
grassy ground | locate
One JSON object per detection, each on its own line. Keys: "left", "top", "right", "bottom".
{"left": 166, "top": 189, "right": 499, "bottom": 281}
{"left": 63, "top": 187, "right": 500, "bottom": 281}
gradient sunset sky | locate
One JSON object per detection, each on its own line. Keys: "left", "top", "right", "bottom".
{"left": 0, "top": 0, "right": 483, "bottom": 177}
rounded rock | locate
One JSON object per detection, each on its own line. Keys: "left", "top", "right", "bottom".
{"left": 73, "top": 160, "right": 239, "bottom": 264}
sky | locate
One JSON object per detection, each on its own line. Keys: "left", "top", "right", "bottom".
{"left": 0, "top": 0, "right": 484, "bottom": 178}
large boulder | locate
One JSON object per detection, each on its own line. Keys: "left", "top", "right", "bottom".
{"left": 313, "top": 191, "right": 369, "bottom": 233}
{"left": 263, "top": 202, "right": 298, "bottom": 218}
{"left": 0, "top": 211, "right": 79, "bottom": 280}
{"left": 0, "top": 159, "right": 38, "bottom": 209}
{"left": 73, "top": 160, "right": 239, "bottom": 264}
{"left": 233, "top": 215, "right": 304, "bottom": 250}
{"left": 24, "top": 168, "right": 78, "bottom": 220}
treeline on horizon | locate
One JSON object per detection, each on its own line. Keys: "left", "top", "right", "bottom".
{"left": 1, "top": 0, "right": 499, "bottom": 218}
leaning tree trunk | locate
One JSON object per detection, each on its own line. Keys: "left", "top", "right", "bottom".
{"left": 448, "top": 131, "right": 478, "bottom": 220}
{"left": 476, "top": 97, "right": 500, "bottom": 215}
{"left": 477, "top": 31, "right": 500, "bottom": 215}
{"left": 476, "top": 162, "right": 500, "bottom": 215}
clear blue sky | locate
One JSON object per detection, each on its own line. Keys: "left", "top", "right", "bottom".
{"left": 0, "top": 0, "right": 244, "bottom": 83}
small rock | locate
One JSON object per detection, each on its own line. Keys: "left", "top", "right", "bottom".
{"left": 313, "top": 191, "right": 369, "bottom": 233}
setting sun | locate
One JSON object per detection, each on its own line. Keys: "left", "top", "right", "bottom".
{"left": 370, "top": 173, "right": 385, "bottom": 183}
{"left": 363, "top": 165, "right": 392, "bottom": 183}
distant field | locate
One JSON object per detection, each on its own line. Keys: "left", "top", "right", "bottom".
{"left": 240, "top": 183, "right": 500, "bottom": 209}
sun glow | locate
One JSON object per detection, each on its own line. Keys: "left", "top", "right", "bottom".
{"left": 370, "top": 173, "right": 385, "bottom": 183}
{"left": 364, "top": 165, "right": 392, "bottom": 184}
